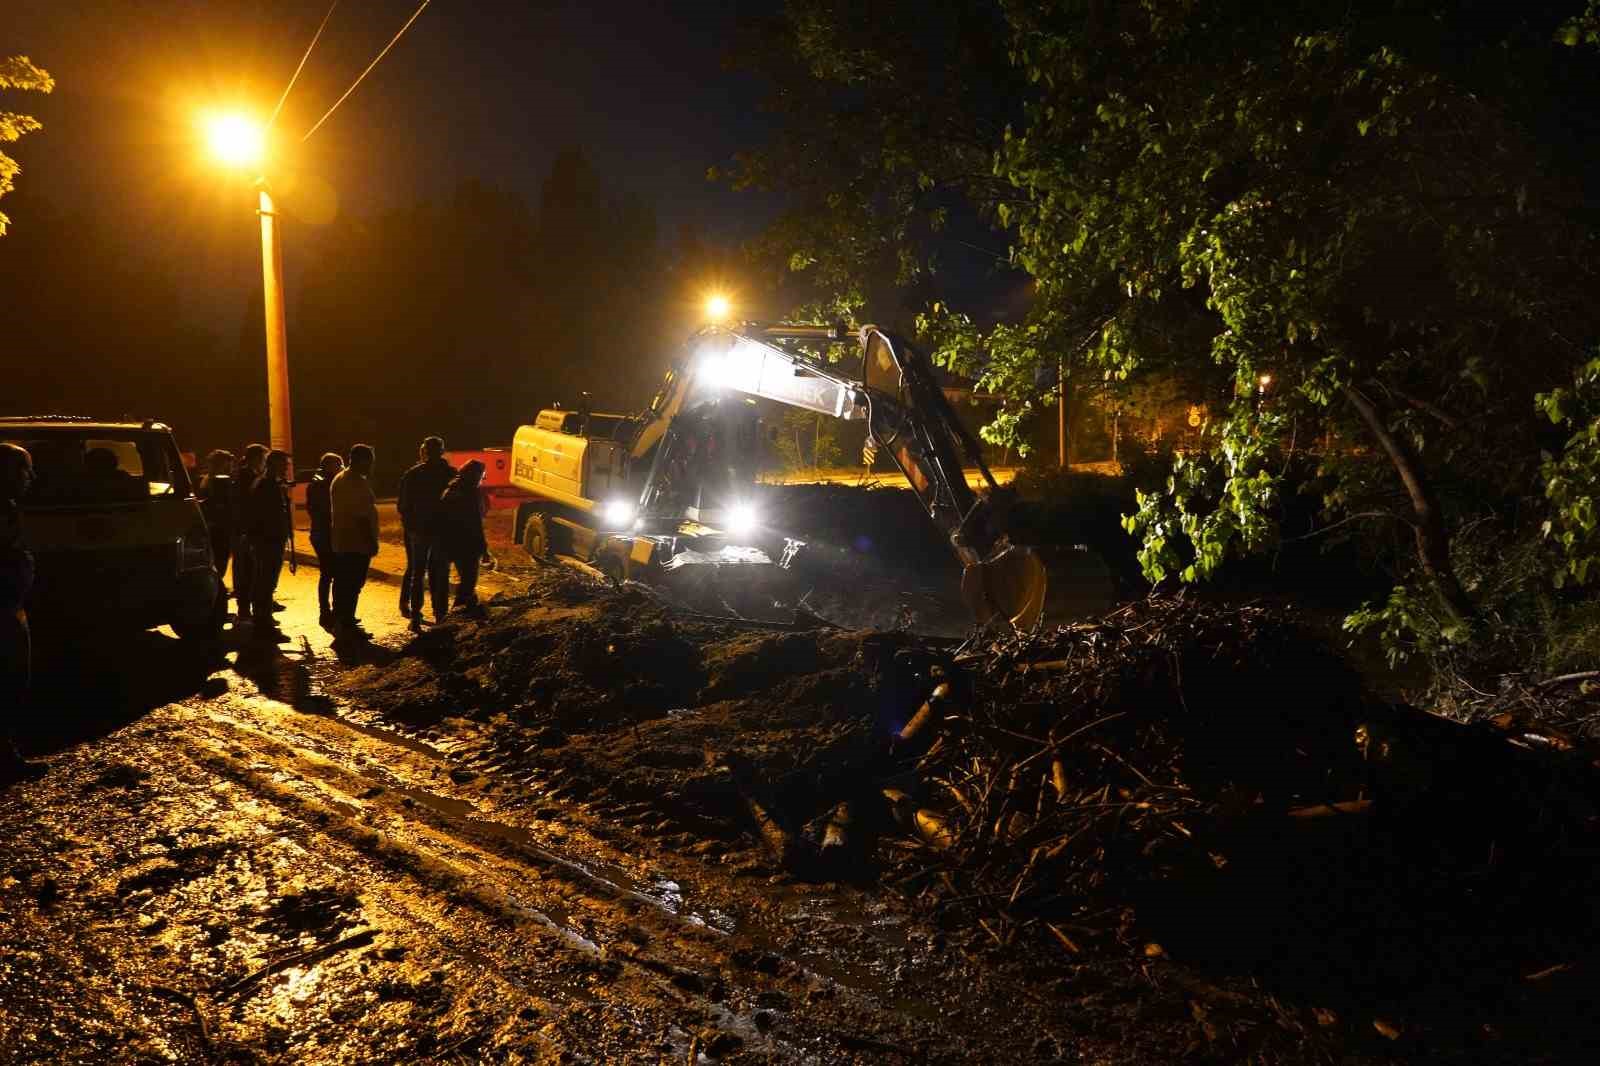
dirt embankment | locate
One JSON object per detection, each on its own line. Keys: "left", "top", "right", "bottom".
{"left": 337, "top": 566, "right": 1600, "bottom": 1063}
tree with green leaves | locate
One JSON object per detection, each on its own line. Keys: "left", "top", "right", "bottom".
{"left": 731, "top": 1, "right": 1600, "bottom": 691}
{"left": 0, "top": 55, "right": 53, "bottom": 237}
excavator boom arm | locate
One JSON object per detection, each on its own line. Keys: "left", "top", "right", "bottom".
{"left": 664, "top": 324, "right": 1046, "bottom": 628}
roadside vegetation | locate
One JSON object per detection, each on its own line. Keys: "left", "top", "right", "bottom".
{"left": 722, "top": 0, "right": 1600, "bottom": 716}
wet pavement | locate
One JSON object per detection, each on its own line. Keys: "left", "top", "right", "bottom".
{"left": 0, "top": 565, "right": 1088, "bottom": 1063}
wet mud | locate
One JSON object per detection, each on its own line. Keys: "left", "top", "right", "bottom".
{"left": 5, "top": 485, "right": 1599, "bottom": 1063}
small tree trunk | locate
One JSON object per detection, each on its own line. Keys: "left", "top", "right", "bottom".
{"left": 1344, "top": 385, "right": 1477, "bottom": 625}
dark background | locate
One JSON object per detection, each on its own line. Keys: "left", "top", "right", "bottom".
{"left": 3, "top": 1, "right": 786, "bottom": 485}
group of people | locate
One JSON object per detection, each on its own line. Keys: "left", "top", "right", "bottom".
{"left": 393, "top": 437, "right": 493, "bottom": 632}
{"left": 196, "top": 436, "right": 491, "bottom": 638}
{"left": 0, "top": 433, "right": 492, "bottom": 781}
{"left": 197, "top": 442, "right": 372, "bottom": 638}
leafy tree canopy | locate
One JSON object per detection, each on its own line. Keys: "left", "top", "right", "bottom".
{"left": 0, "top": 55, "right": 53, "bottom": 236}
{"left": 729, "top": 1, "right": 1600, "bottom": 685}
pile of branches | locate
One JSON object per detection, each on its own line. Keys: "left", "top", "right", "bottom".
{"left": 1451, "top": 669, "right": 1600, "bottom": 740}
{"left": 854, "top": 596, "right": 1367, "bottom": 951}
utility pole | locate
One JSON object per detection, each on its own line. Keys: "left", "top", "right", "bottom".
{"left": 258, "top": 184, "right": 293, "bottom": 458}
{"left": 1057, "top": 357, "right": 1068, "bottom": 469}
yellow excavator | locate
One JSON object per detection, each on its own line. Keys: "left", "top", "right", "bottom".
{"left": 508, "top": 323, "right": 1047, "bottom": 630}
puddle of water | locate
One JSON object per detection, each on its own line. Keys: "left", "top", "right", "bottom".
{"left": 391, "top": 784, "right": 477, "bottom": 819}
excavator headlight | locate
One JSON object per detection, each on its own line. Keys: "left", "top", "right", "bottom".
{"left": 600, "top": 499, "right": 636, "bottom": 528}
{"left": 727, "top": 503, "right": 761, "bottom": 538}
{"left": 696, "top": 350, "right": 730, "bottom": 385}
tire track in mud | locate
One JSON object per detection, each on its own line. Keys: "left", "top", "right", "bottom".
{"left": 162, "top": 689, "right": 963, "bottom": 1062}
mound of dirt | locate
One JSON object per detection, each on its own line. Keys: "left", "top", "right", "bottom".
{"left": 336, "top": 574, "right": 1600, "bottom": 1058}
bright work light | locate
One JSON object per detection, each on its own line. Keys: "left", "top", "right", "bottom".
{"left": 726, "top": 502, "right": 760, "bottom": 538}
{"left": 601, "top": 499, "right": 636, "bottom": 528}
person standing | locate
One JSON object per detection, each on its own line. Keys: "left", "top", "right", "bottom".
{"left": 244, "top": 450, "right": 293, "bottom": 639}
{"left": 306, "top": 452, "right": 343, "bottom": 625}
{"left": 230, "top": 444, "right": 268, "bottom": 621}
{"left": 196, "top": 449, "right": 235, "bottom": 577}
{"left": 1, "top": 443, "right": 43, "bottom": 782}
{"left": 396, "top": 436, "right": 454, "bottom": 629}
{"left": 435, "top": 459, "right": 491, "bottom": 616}
{"left": 330, "top": 444, "right": 379, "bottom": 634}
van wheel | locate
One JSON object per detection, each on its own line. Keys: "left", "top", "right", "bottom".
{"left": 522, "top": 513, "right": 550, "bottom": 561}
{"left": 175, "top": 590, "right": 226, "bottom": 644}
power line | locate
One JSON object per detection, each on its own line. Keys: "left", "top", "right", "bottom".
{"left": 301, "top": 0, "right": 433, "bottom": 144}
{"left": 266, "top": 0, "right": 341, "bottom": 133}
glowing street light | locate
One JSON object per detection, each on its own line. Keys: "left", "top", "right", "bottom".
{"left": 705, "top": 292, "right": 731, "bottom": 322}
{"left": 203, "top": 112, "right": 265, "bottom": 169}
{"left": 200, "top": 109, "right": 293, "bottom": 459}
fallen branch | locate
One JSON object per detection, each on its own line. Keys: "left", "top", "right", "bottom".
{"left": 1533, "top": 671, "right": 1600, "bottom": 691}
{"left": 146, "top": 984, "right": 213, "bottom": 1049}
{"left": 217, "top": 928, "right": 376, "bottom": 999}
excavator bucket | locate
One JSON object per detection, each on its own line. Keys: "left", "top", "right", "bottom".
{"left": 961, "top": 546, "right": 1048, "bottom": 631}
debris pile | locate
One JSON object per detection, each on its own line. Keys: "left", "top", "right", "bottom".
{"left": 837, "top": 597, "right": 1369, "bottom": 946}
{"left": 340, "top": 572, "right": 1600, "bottom": 1049}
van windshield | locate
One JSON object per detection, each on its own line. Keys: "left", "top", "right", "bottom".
{"left": 0, "top": 428, "right": 189, "bottom": 506}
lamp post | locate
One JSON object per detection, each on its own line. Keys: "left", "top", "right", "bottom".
{"left": 204, "top": 112, "right": 293, "bottom": 459}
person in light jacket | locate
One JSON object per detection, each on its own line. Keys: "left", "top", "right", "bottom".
{"left": 330, "top": 444, "right": 379, "bottom": 634}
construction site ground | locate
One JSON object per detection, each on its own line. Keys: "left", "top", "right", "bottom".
{"left": 5, "top": 482, "right": 1599, "bottom": 1064}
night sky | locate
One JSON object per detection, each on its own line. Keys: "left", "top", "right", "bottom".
{"left": 6, "top": 0, "right": 780, "bottom": 325}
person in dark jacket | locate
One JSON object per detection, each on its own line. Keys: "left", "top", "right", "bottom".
{"left": 231, "top": 444, "right": 268, "bottom": 620}
{"left": 305, "top": 452, "right": 343, "bottom": 624}
{"left": 2, "top": 442, "right": 43, "bottom": 782}
{"left": 196, "top": 449, "right": 235, "bottom": 577}
{"left": 243, "top": 449, "right": 293, "bottom": 638}
{"left": 434, "top": 459, "right": 490, "bottom": 614}
{"left": 396, "top": 436, "right": 455, "bottom": 628}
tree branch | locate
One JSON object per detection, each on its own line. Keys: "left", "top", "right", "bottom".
{"left": 1344, "top": 385, "right": 1478, "bottom": 624}
{"left": 1284, "top": 510, "right": 1408, "bottom": 542}
{"left": 1384, "top": 383, "right": 1465, "bottom": 432}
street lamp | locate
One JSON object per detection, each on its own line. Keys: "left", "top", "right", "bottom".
{"left": 705, "top": 292, "right": 731, "bottom": 323}
{"left": 203, "top": 109, "right": 293, "bottom": 460}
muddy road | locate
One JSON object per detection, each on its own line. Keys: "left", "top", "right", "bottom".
{"left": 9, "top": 552, "right": 1597, "bottom": 1065}
{"left": 1, "top": 567, "right": 1090, "bottom": 1064}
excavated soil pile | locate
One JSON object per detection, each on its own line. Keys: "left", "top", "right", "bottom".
{"left": 340, "top": 575, "right": 1600, "bottom": 1059}
{"left": 339, "top": 569, "right": 885, "bottom": 834}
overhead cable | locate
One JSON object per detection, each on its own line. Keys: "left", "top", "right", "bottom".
{"left": 266, "top": 0, "right": 341, "bottom": 133}
{"left": 301, "top": 0, "right": 433, "bottom": 144}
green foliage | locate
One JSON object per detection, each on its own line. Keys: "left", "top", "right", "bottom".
{"left": 1341, "top": 518, "right": 1572, "bottom": 713}
{"left": 1559, "top": 1, "right": 1600, "bottom": 46}
{"left": 739, "top": 1, "right": 1600, "bottom": 697}
{"left": 0, "top": 55, "right": 54, "bottom": 236}
{"left": 773, "top": 406, "right": 845, "bottom": 472}
{"left": 1537, "top": 356, "right": 1600, "bottom": 588}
